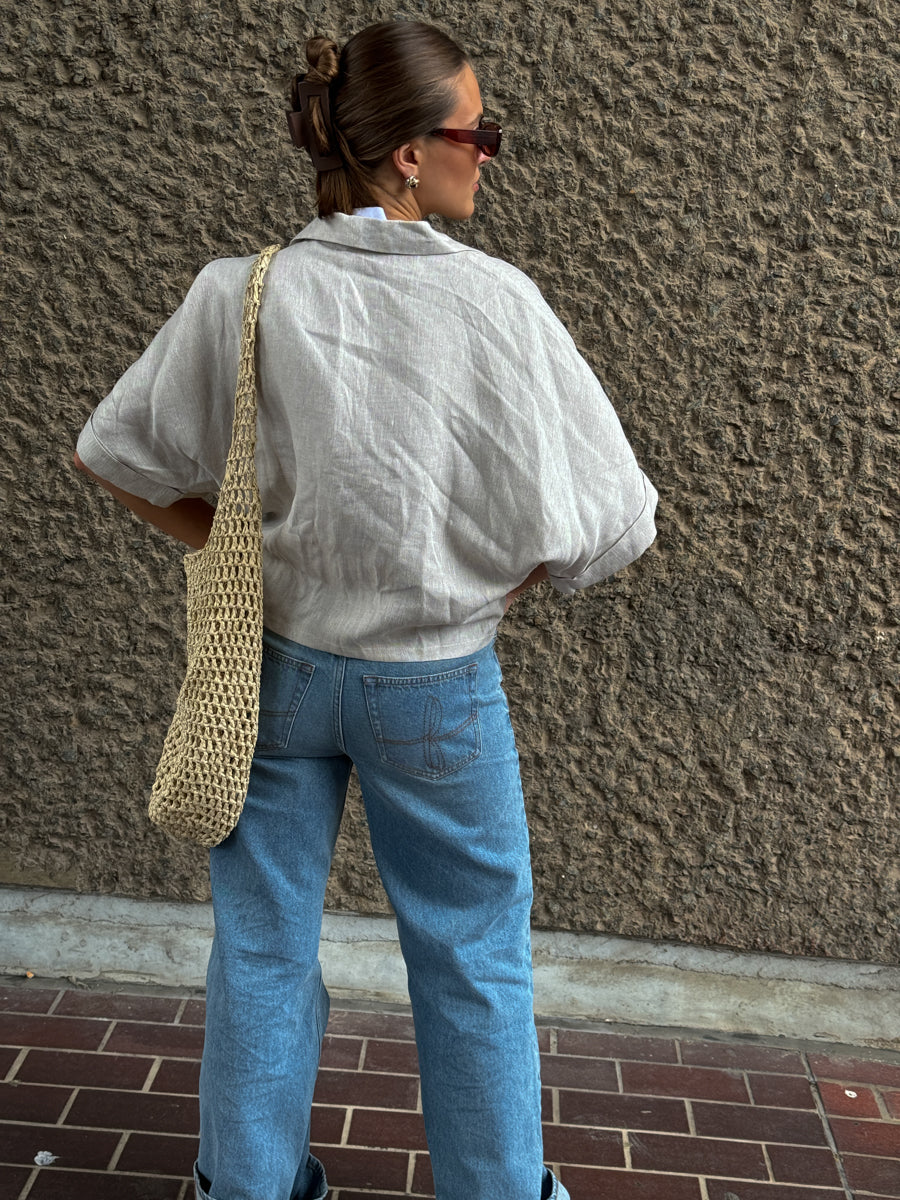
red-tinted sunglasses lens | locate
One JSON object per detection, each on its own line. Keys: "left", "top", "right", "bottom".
{"left": 433, "top": 123, "right": 502, "bottom": 157}
{"left": 476, "top": 122, "right": 502, "bottom": 157}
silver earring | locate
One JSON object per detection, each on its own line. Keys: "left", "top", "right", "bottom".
{"left": 405, "top": 175, "right": 420, "bottom": 190}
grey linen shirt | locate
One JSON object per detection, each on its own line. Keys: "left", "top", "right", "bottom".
{"left": 77, "top": 213, "right": 658, "bottom": 661}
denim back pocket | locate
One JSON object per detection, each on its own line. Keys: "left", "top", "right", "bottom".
{"left": 255, "top": 642, "right": 315, "bottom": 753}
{"left": 362, "top": 664, "right": 481, "bottom": 780}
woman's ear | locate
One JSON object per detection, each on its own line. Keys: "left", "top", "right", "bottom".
{"left": 391, "top": 141, "right": 421, "bottom": 178}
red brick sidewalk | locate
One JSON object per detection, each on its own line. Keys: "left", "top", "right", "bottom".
{"left": 1, "top": 981, "right": 899, "bottom": 1198}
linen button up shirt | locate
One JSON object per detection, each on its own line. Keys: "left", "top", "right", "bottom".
{"left": 77, "top": 213, "right": 658, "bottom": 660}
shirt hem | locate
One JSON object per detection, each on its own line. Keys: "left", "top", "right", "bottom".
{"left": 261, "top": 620, "right": 498, "bottom": 663}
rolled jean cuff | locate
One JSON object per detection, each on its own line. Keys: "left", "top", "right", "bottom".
{"left": 194, "top": 1156, "right": 328, "bottom": 1200}
{"left": 544, "top": 1166, "right": 571, "bottom": 1200}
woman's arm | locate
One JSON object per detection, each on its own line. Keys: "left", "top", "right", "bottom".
{"left": 73, "top": 452, "right": 215, "bottom": 550}
{"left": 504, "top": 564, "right": 549, "bottom": 612}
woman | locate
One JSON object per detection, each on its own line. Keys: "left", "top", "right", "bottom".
{"left": 75, "top": 21, "right": 657, "bottom": 1200}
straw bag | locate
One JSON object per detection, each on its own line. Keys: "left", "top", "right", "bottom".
{"left": 149, "top": 244, "right": 280, "bottom": 847}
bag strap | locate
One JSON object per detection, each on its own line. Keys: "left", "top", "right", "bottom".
{"left": 213, "top": 244, "right": 281, "bottom": 526}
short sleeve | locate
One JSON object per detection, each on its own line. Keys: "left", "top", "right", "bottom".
{"left": 75, "top": 256, "right": 254, "bottom": 506}
{"left": 486, "top": 264, "right": 658, "bottom": 592}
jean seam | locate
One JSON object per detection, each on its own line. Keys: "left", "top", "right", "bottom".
{"left": 360, "top": 663, "right": 477, "bottom": 688}
{"left": 332, "top": 654, "right": 347, "bottom": 753}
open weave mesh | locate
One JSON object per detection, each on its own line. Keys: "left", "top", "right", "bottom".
{"left": 149, "top": 245, "right": 280, "bottom": 847}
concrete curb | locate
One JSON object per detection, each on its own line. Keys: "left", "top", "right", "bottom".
{"left": 1, "top": 886, "right": 897, "bottom": 1048}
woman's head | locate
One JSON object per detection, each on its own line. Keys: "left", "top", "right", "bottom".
{"left": 289, "top": 22, "right": 498, "bottom": 221}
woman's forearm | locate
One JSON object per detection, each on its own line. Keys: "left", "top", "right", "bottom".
{"left": 505, "top": 564, "right": 549, "bottom": 611}
{"left": 73, "top": 452, "right": 215, "bottom": 550}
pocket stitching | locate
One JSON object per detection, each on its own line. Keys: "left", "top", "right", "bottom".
{"left": 362, "top": 664, "right": 481, "bottom": 780}
{"left": 256, "top": 651, "right": 315, "bottom": 752}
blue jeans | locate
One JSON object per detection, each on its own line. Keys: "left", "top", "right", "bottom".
{"left": 195, "top": 631, "right": 569, "bottom": 1200}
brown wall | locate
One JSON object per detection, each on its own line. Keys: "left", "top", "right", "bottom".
{"left": 2, "top": 0, "right": 897, "bottom": 963}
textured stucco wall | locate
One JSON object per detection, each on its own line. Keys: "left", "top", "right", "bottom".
{"left": 2, "top": 0, "right": 897, "bottom": 963}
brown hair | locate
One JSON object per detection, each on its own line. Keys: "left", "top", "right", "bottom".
{"left": 298, "top": 22, "right": 468, "bottom": 217}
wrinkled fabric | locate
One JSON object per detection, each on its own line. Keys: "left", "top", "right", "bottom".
{"left": 77, "top": 213, "right": 657, "bottom": 660}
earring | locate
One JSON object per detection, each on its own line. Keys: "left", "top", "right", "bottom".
{"left": 405, "top": 175, "right": 420, "bottom": 190}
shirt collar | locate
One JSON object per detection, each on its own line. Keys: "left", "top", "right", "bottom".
{"left": 289, "top": 211, "right": 470, "bottom": 257}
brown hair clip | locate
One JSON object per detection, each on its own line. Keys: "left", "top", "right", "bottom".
{"left": 286, "top": 76, "right": 343, "bottom": 171}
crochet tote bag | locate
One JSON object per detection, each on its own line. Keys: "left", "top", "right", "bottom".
{"left": 149, "top": 244, "right": 280, "bottom": 847}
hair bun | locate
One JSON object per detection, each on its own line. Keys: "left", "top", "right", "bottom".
{"left": 305, "top": 36, "right": 340, "bottom": 83}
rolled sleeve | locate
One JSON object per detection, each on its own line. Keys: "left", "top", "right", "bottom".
{"left": 548, "top": 471, "right": 658, "bottom": 594}
{"left": 74, "top": 256, "right": 251, "bottom": 506}
{"left": 483, "top": 265, "right": 660, "bottom": 597}
{"left": 75, "top": 413, "right": 189, "bottom": 507}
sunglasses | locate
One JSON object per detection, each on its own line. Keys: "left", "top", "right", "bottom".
{"left": 430, "top": 120, "right": 502, "bottom": 158}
